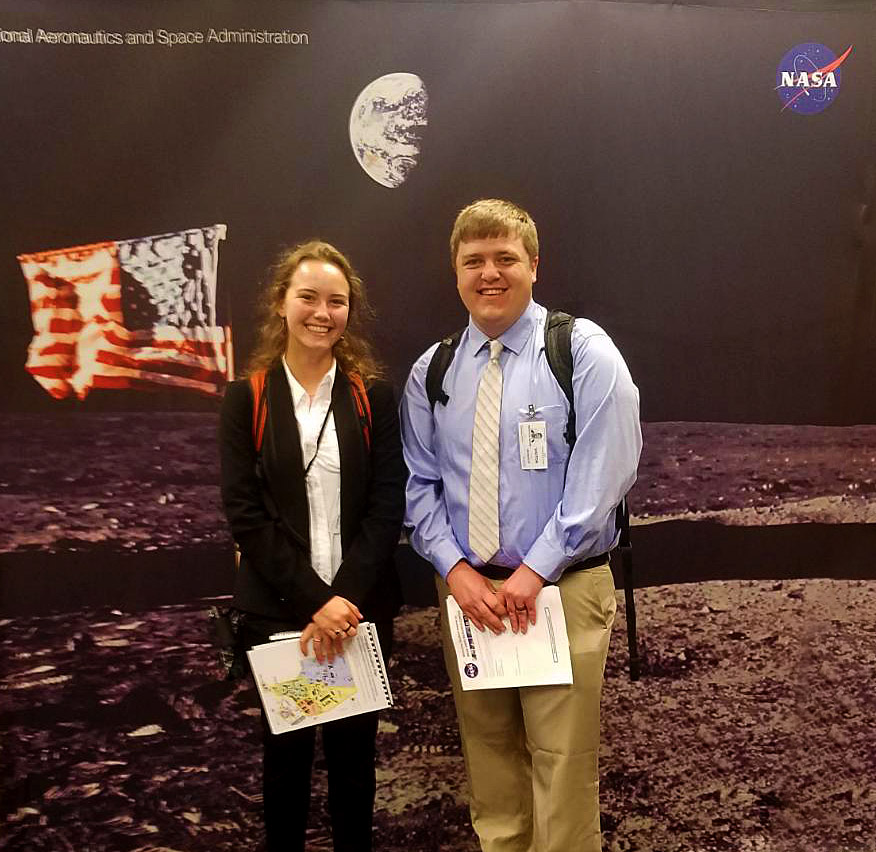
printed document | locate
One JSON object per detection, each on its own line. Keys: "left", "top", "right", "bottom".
{"left": 247, "top": 622, "right": 392, "bottom": 734}
{"left": 446, "top": 586, "right": 572, "bottom": 690}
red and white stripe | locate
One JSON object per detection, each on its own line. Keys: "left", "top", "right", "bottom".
{"left": 19, "top": 235, "right": 228, "bottom": 400}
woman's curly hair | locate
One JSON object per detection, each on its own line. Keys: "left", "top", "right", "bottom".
{"left": 246, "top": 240, "right": 384, "bottom": 381}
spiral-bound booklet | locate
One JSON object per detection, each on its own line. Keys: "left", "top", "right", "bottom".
{"left": 247, "top": 622, "right": 392, "bottom": 735}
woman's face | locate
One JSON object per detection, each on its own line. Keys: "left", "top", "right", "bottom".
{"left": 278, "top": 259, "right": 350, "bottom": 358}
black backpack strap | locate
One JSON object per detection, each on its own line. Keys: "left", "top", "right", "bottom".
{"left": 425, "top": 329, "right": 464, "bottom": 410}
{"left": 544, "top": 309, "right": 576, "bottom": 447}
{"left": 615, "top": 497, "right": 640, "bottom": 681}
{"left": 616, "top": 499, "right": 630, "bottom": 548}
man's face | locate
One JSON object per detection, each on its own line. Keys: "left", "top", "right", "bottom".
{"left": 455, "top": 234, "right": 538, "bottom": 339}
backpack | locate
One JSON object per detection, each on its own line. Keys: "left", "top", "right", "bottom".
{"left": 248, "top": 368, "right": 373, "bottom": 453}
{"left": 425, "top": 309, "right": 640, "bottom": 680}
{"left": 426, "top": 310, "right": 579, "bottom": 447}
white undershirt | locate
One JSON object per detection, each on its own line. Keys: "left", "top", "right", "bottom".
{"left": 281, "top": 357, "right": 342, "bottom": 584}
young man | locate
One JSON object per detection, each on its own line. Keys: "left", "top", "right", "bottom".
{"left": 400, "top": 199, "right": 642, "bottom": 852}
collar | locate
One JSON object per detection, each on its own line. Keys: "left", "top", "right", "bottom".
{"left": 281, "top": 357, "right": 337, "bottom": 409}
{"left": 466, "top": 299, "right": 540, "bottom": 357}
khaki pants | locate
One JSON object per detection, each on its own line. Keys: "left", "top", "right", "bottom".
{"left": 438, "top": 564, "right": 617, "bottom": 852}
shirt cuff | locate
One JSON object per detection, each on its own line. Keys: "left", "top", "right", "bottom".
{"left": 523, "top": 540, "right": 570, "bottom": 584}
{"left": 431, "top": 540, "right": 468, "bottom": 580}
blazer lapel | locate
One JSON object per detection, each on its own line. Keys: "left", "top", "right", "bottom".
{"left": 262, "top": 362, "right": 309, "bottom": 550}
{"left": 333, "top": 371, "right": 367, "bottom": 549}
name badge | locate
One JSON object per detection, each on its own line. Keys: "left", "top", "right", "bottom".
{"left": 518, "top": 421, "right": 548, "bottom": 470}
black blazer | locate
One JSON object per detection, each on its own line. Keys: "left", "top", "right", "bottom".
{"left": 220, "top": 363, "right": 405, "bottom": 627}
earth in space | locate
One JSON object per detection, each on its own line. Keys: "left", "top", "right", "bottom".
{"left": 349, "top": 72, "right": 428, "bottom": 188}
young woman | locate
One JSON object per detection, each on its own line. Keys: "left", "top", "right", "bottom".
{"left": 219, "top": 241, "right": 405, "bottom": 852}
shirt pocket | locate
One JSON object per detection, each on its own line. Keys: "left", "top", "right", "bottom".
{"left": 516, "top": 403, "right": 569, "bottom": 470}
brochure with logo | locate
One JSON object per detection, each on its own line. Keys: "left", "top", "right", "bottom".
{"left": 247, "top": 622, "right": 392, "bottom": 735}
{"left": 445, "top": 586, "right": 573, "bottom": 690}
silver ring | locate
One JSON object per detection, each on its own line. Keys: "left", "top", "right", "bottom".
{"left": 334, "top": 629, "right": 343, "bottom": 636}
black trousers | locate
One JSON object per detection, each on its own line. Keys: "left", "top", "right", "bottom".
{"left": 241, "top": 617, "right": 394, "bottom": 852}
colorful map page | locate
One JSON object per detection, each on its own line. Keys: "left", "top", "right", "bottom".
{"left": 265, "top": 656, "right": 358, "bottom": 717}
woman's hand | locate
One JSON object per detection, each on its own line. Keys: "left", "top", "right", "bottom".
{"left": 300, "top": 622, "right": 344, "bottom": 663}
{"left": 300, "top": 597, "right": 361, "bottom": 662}
{"left": 311, "top": 595, "right": 362, "bottom": 648}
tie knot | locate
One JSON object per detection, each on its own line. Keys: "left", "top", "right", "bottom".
{"left": 488, "top": 339, "right": 503, "bottom": 362}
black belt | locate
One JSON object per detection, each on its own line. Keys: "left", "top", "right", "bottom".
{"left": 478, "top": 552, "right": 609, "bottom": 581}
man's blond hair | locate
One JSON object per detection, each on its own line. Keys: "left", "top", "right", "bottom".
{"left": 449, "top": 198, "right": 539, "bottom": 267}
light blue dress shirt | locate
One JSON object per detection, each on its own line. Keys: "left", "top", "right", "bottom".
{"left": 400, "top": 300, "right": 642, "bottom": 583}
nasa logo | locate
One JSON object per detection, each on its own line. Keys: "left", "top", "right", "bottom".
{"left": 775, "top": 43, "right": 853, "bottom": 114}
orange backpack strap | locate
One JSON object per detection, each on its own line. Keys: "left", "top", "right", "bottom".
{"left": 347, "top": 372, "right": 372, "bottom": 452}
{"left": 248, "top": 370, "right": 268, "bottom": 453}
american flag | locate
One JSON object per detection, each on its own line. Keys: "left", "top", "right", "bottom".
{"left": 19, "top": 224, "right": 230, "bottom": 399}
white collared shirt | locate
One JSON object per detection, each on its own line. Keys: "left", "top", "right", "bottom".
{"left": 281, "top": 358, "right": 342, "bottom": 584}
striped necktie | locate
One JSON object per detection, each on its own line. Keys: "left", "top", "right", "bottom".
{"left": 468, "top": 339, "right": 503, "bottom": 564}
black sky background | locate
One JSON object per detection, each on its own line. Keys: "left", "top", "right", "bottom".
{"left": 0, "top": 0, "right": 873, "bottom": 423}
